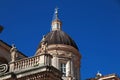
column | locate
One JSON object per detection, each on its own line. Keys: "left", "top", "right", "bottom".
{"left": 71, "top": 58, "right": 74, "bottom": 78}
{"left": 39, "top": 54, "right": 52, "bottom": 66}
{"left": 52, "top": 55, "right": 59, "bottom": 69}
{"left": 66, "top": 59, "right": 71, "bottom": 77}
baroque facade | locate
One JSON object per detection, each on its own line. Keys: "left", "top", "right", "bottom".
{"left": 0, "top": 8, "right": 81, "bottom": 80}
{"left": 1, "top": 8, "right": 119, "bottom": 80}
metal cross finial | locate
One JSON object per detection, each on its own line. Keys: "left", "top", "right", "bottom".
{"left": 55, "top": 7, "right": 59, "bottom": 19}
{"left": 55, "top": 7, "right": 58, "bottom": 14}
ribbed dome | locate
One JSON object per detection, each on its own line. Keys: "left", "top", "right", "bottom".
{"left": 37, "top": 8, "right": 78, "bottom": 50}
{"left": 38, "top": 30, "right": 78, "bottom": 50}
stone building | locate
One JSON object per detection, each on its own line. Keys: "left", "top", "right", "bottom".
{"left": 87, "top": 72, "right": 120, "bottom": 80}
{"left": 0, "top": 8, "right": 81, "bottom": 80}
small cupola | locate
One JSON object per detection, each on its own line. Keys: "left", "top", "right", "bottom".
{"left": 51, "top": 8, "right": 62, "bottom": 31}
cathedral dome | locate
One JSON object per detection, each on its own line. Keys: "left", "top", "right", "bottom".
{"left": 38, "top": 30, "right": 78, "bottom": 50}
{"left": 36, "top": 8, "right": 79, "bottom": 54}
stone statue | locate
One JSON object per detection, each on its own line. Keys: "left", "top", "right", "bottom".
{"left": 10, "top": 44, "right": 18, "bottom": 62}
{"left": 41, "top": 36, "right": 48, "bottom": 53}
{"left": 41, "top": 42, "right": 48, "bottom": 53}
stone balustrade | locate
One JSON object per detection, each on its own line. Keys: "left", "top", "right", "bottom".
{"left": 13, "top": 55, "right": 40, "bottom": 71}
{"left": 9, "top": 54, "right": 52, "bottom": 72}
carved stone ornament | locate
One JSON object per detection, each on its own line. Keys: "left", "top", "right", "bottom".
{"left": 10, "top": 44, "right": 18, "bottom": 62}
{"left": 0, "top": 64, "right": 8, "bottom": 74}
{"left": 40, "top": 36, "right": 48, "bottom": 53}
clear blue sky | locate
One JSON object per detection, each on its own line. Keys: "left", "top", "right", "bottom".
{"left": 0, "top": 0, "right": 120, "bottom": 79}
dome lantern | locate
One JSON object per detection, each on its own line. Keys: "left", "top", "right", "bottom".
{"left": 51, "top": 7, "right": 62, "bottom": 31}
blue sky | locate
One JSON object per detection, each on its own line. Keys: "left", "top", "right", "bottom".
{"left": 0, "top": 0, "right": 120, "bottom": 79}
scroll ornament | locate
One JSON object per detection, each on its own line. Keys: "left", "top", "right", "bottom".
{"left": 0, "top": 64, "right": 8, "bottom": 74}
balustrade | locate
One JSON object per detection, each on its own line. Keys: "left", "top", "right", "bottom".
{"left": 13, "top": 55, "right": 40, "bottom": 71}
